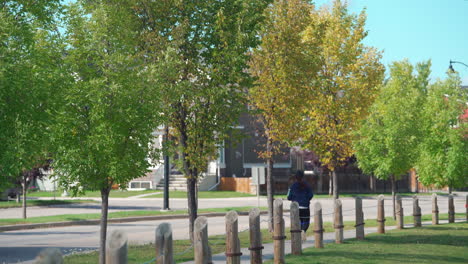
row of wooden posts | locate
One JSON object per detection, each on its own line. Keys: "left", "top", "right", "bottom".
{"left": 34, "top": 194, "right": 468, "bottom": 264}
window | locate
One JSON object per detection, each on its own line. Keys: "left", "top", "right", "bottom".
{"left": 129, "top": 181, "right": 152, "bottom": 190}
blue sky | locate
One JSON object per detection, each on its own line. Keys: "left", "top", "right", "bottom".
{"left": 315, "top": 0, "right": 468, "bottom": 85}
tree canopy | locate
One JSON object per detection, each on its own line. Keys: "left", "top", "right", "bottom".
{"left": 416, "top": 73, "right": 468, "bottom": 188}
{"left": 354, "top": 60, "right": 430, "bottom": 180}
{"left": 300, "top": 0, "right": 384, "bottom": 198}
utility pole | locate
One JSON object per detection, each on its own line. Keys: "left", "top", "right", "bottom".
{"left": 163, "top": 125, "right": 170, "bottom": 210}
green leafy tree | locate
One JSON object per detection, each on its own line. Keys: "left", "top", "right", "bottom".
{"left": 248, "top": 0, "right": 317, "bottom": 231}
{"left": 354, "top": 60, "right": 430, "bottom": 218}
{"left": 301, "top": 0, "right": 384, "bottom": 199}
{"left": 0, "top": 1, "right": 64, "bottom": 218}
{"left": 416, "top": 73, "right": 468, "bottom": 190}
{"left": 133, "top": 0, "right": 271, "bottom": 240}
{"left": 52, "top": 2, "right": 162, "bottom": 263}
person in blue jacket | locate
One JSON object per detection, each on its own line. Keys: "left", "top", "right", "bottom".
{"left": 287, "top": 170, "right": 314, "bottom": 240}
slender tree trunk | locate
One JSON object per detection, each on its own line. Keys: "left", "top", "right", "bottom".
{"left": 99, "top": 186, "right": 111, "bottom": 264}
{"left": 391, "top": 175, "right": 396, "bottom": 220}
{"left": 187, "top": 173, "right": 198, "bottom": 242}
{"left": 448, "top": 184, "right": 452, "bottom": 194}
{"left": 22, "top": 174, "right": 27, "bottom": 219}
{"left": 332, "top": 170, "right": 338, "bottom": 200}
{"left": 328, "top": 171, "right": 333, "bottom": 196}
{"left": 266, "top": 136, "right": 274, "bottom": 232}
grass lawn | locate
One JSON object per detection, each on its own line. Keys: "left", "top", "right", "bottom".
{"left": 63, "top": 213, "right": 466, "bottom": 264}
{"left": 27, "top": 189, "right": 159, "bottom": 198}
{"left": 145, "top": 190, "right": 255, "bottom": 198}
{"left": 0, "top": 199, "right": 96, "bottom": 209}
{"left": 0, "top": 206, "right": 267, "bottom": 226}
{"left": 265, "top": 222, "right": 468, "bottom": 264}
{"left": 28, "top": 190, "right": 446, "bottom": 199}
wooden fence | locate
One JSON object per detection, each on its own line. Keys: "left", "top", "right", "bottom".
{"left": 33, "top": 194, "right": 467, "bottom": 264}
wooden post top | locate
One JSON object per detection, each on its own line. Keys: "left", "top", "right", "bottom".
{"left": 249, "top": 207, "right": 260, "bottom": 218}
{"left": 290, "top": 201, "right": 299, "bottom": 210}
{"left": 378, "top": 194, "right": 385, "bottom": 201}
{"left": 226, "top": 210, "right": 238, "bottom": 224}
{"left": 396, "top": 194, "right": 401, "bottom": 201}
{"left": 314, "top": 202, "right": 322, "bottom": 212}
{"left": 107, "top": 230, "right": 127, "bottom": 249}
{"left": 156, "top": 223, "right": 172, "bottom": 237}
{"left": 274, "top": 198, "right": 283, "bottom": 208}
{"left": 335, "top": 199, "right": 342, "bottom": 207}
{"left": 195, "top": 216, "right": 208, "bottom": 230}
{"left": 432, "top": 193, "right": 437, "bottom": 200}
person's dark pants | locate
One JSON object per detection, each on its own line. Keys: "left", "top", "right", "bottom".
{"left": 299, "top": 208, "right": 311, "bottom": 231}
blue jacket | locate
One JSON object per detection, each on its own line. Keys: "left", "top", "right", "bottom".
{"left": 287, "top": 182, "right": 313, "bottom": 208}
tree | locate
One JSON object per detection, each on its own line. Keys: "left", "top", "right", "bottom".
{"left": 52, "top": 2, "right": 163, "bottom": 263}
{"left": 133, "top": 0, "right": 271, "bottom": 240}
{"left": 301, "top": 0, "right": 384, "bottom": 199}
{"left": 248, "top": 0, "right": 317, "bottom": 231}
{"left": 354, "top": 60, "right": 430, "bottom": 218}
{"left": 0, "top": 1, "right": 64, "bottom": 218}
{"left": 416, "top": 73, "right": 468, "bottom": 190}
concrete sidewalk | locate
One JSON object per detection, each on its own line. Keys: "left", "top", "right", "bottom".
{"left": 180, "top": 218, "right": 466, "bottom": 264}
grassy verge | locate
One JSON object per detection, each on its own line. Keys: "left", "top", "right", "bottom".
{"left": 63, "top": 213, "right": 466, "bottom": 264}
{"left": 0, "top": 206, "right": 267, "bottom": 226}
{"left": 27, "top": 189, "right": 159, "bottom": 198}
{"left": 265, "top": 222, "right": 468, "bottom": 264}
{"left": 0, "top": 199, "right": 96, "bottom": 209}
{"left": 145, "top": 191, "right": 255, "bottom": 198}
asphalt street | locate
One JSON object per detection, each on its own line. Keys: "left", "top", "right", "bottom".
{"left": 0, "top": 195, "right": 466, "bottom": 263}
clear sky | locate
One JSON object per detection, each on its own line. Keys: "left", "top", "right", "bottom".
{"left": 315, "top": 0, "right": 468, "bottom": 85}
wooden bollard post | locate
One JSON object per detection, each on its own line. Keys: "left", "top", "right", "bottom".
{"left": 334, "top": 199, "right": 344, "bottom": 243}
{"left": 106, "top": 230, "right": 127, "bottom": 264}
{"left": 33, "top": 248, "right": 63, "bottom": 264}
{"left": 413, "top": 196, "right": 422, "bottom": 227}
{"left": 226, "top": 211, "right": 241, "bottom": 264}
{"left": 377, "top": 195, "right": 385, "bottom": 234}
{"left": 448, "top": 194, "right": 455, "bottom": 223}
{"left": 194, "top": 216, "right": 212, "bottom": 264}
{"left": 432, "top": 193, "right": 439, "bottom": 225}
{"left": 289, "top": 201, "right": 302, "bottom": 255}
{"left": 249, "top": 208, "right": 263, "bottom": 264}
{"left": 273, "top": 199, "right": 285, "bottom": 264}
{"left": 466, "top": 194, "right": 468, "bottom": 221}
{"left": 313, "top": 202, "right": 324, "bottom": 248}
{"left": 155, "top": 223, "right": 173, "bottom": 264}
{"left": 396, "top": 195, "right": 403, "bottom": 229}
{"left": 355, "top": 197, "right": 365, "bottom": 240}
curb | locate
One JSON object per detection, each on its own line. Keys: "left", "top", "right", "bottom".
{"left": 0, "top": 210, "right": 283, "bottom": 232}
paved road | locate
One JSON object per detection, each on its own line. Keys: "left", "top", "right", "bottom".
{"left": 0, "top": 195, "right": 466, "bottom": 263}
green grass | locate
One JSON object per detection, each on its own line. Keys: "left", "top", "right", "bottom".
{"left": 0, "top": 199, "right": 96, "bottom": 209}
{"left": 0, "top": 206, "right": 267, "bottom": 226}
{"left": 265, "top": 222, "right": 468, "bottom": 264}
{"left": 27, "top": 189, "right": 159, "bottom": 198}
{"left": 63, "top": 213, "right": 466, "bottom": 264}
{"left": 145, "top": 190, "right": 255, "bottom": 198}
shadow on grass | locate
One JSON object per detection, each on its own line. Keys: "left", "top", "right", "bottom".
{"left": 304, "top": 250, "right": 468, "bottom": 264}
{"left": 363, "top": 234, "right": 468, "bottom": 247}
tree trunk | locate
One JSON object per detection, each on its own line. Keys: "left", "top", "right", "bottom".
{"left": 99, "top": 187, "right": 111, "bottom": 264}
{"left": 187, "top": 174, "right": 198, "bottom": 242}
{"left": 328, "top": 171, "right": 333, "bottom": 196}
{"left": 332, "top": 170, "right": 338, "bottom": 200}
{"left": 22, "top": 174, "right": 27, "bottom": 219}
{"left": 391, "top": 175, "right": 396, "bottom": 220}
{"left": 266, "top": 136, "right": 274, "bottom": 232}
